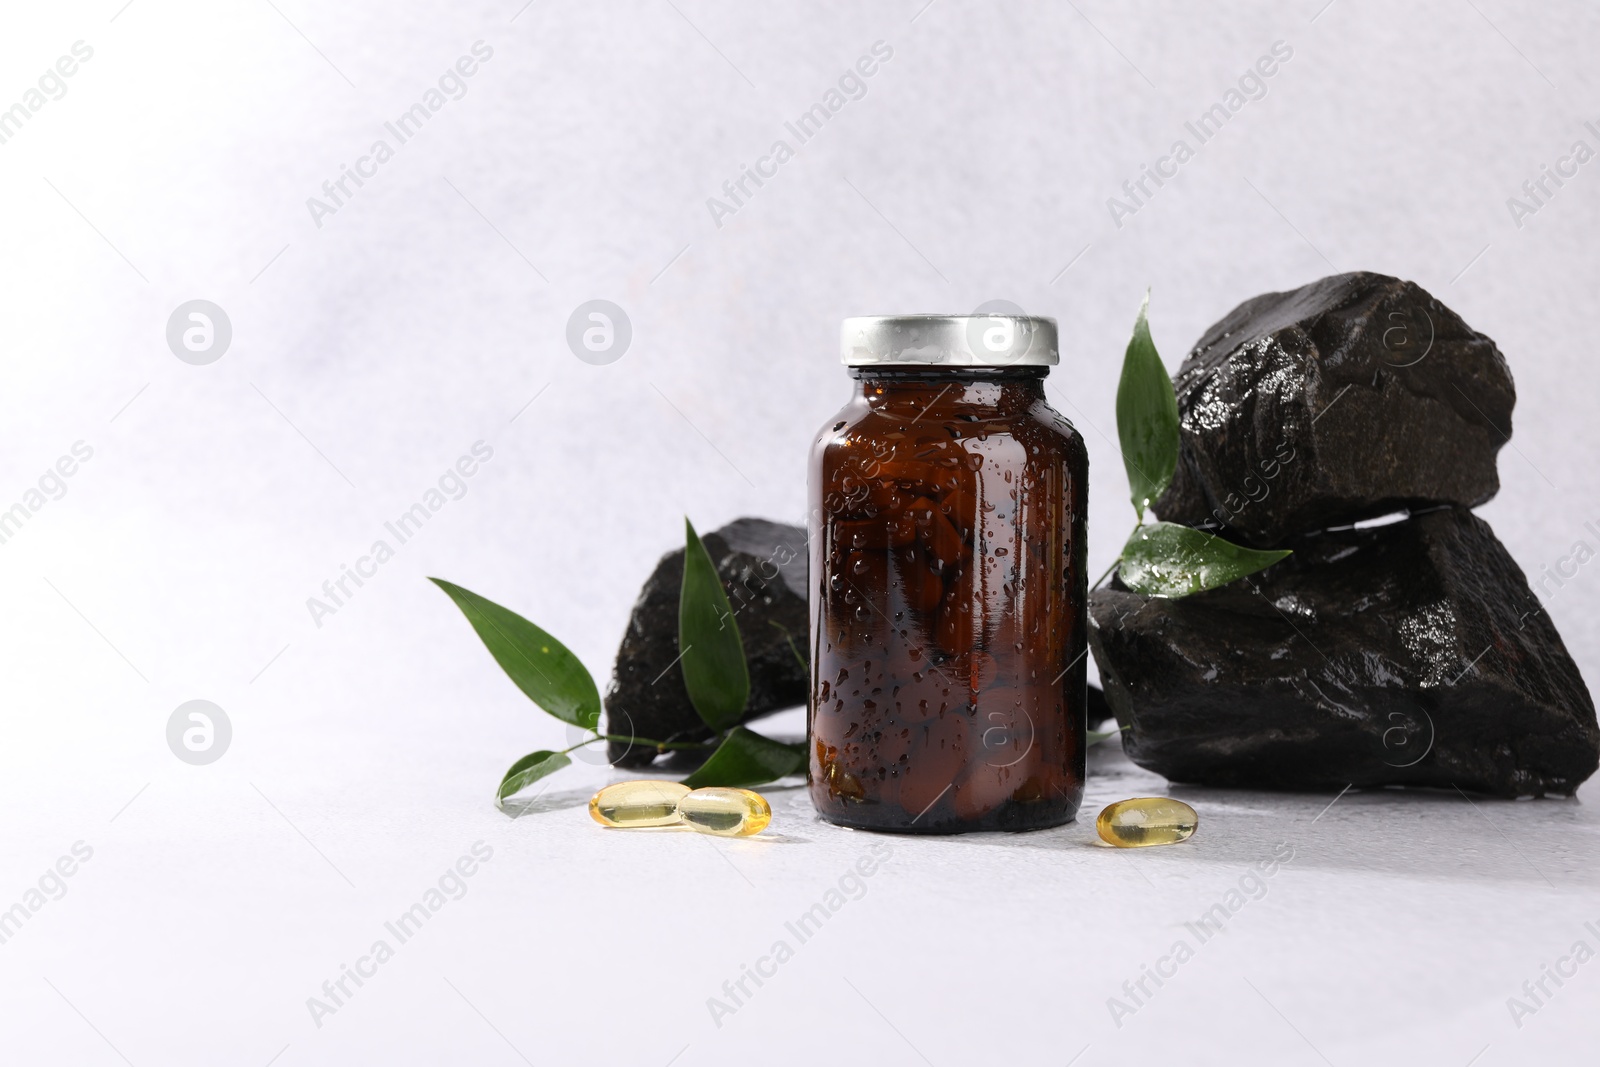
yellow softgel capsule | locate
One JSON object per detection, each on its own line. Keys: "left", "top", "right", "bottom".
{"left": 589, "top": 781, "right": 692, "bottom": 828}
{"left": 1096, "top": 797, "right": 1198, "bottom": 848}
{"left": 677, "top": 787, "right": 772, "bottom": 837}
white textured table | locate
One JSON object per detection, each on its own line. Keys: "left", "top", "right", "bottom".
{"left": 6, "top": 699, "right": 1596, "bottom": 1066}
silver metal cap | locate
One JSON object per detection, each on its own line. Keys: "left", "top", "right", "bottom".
{"left": 841, "top": 314, "right": 1058, "bottom": 368}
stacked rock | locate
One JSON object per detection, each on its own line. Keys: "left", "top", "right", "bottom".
{"left": 1089, "top": 272, "right": 1598, "bottom": 797}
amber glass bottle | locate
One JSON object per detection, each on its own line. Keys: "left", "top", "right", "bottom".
{"left": 808, "top": 315, "right": 1088, "bottom": 833}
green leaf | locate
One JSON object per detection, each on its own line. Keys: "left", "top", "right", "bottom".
{"left": 682, "top": 726, "right": 805, "bottom": 788}
{"left": 495, "top": 750, "right": 571, "bottom": 807}
{"left": 1087, "top": 725, "right": 1130, "bottom": 747}
{"left": 678, "top": 519, "right": 750, "bottom": 731}
{"left": 430, "top": 578, "right": 601, "bottom": 729}
{"left": 1115, "top": 291, "right": 1182, "bottom": 520}
{"left": 1117, "top": 522, "right": 1291, "bottom": 598}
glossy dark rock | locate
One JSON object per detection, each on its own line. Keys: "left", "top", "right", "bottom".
{"left": 1088, "top": 683, "right": 1112, "bottom": 728}
{"left": 1154, "top": 272, "right": 1516, "bottom": 546}
{"left": 1089, "top": 508, "right": 1598, "bottom": 797}
{"left": 605, "top": 518, "right": 808, "bottom": 767}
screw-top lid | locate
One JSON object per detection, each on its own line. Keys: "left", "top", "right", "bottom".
{"left": 841, "top": 314, "right": 1058, "bottom": 367}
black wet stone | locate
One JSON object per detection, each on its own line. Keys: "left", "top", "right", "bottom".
{"left": 1154, "top": 272, "right": 1516, "bottom": 546}
{"left": 1089, "top": 508, "right": 1598, "bottom": 797}
{"left": 1088, "top": 683, "right": 1112, "bottom": 728}
{"left": 605, "top": 518, "right": 809, "bottom": 767}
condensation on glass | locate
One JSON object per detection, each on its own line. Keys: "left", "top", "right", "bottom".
{"left": 807, "top": 314, "right": 1088, "bottom": 833}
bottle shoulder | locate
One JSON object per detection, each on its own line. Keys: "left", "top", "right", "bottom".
{"left": 1029, "top": 397, "right": 1087, "bottom": 452}
{"left": 813, "top": 394, "right": 1083, "bottom": 441}
{"left": 809, "top": 395, "right": 873, "bottom": 455}
{"left": 811, "top": 404, "right": 1086, "bottom": 482}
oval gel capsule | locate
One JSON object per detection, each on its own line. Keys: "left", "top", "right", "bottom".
{"left": 1096, "top": 797, "right": 1198, "bottom": 848}
{"left": 589, "top": 781, "right": 692, "bottom": 828}
{"left": 677, "top": 787, "right": 772, "bottom": 837}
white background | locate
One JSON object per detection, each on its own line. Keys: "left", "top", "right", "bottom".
{"left": 2, "top": 1, "right": 1597, "bottom": 1064}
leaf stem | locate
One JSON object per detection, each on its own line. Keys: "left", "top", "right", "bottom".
{"left": 559, "top": 732, "right": 719, "bottom": 755}
{"left": 769, "top": 620, "right": 809, "bottom": 674}
{"left": 600, "top": 733, "right": 719, "bottom": 752}
{"left": 1090, "top": 522, "right": 1143, "bottom": 591}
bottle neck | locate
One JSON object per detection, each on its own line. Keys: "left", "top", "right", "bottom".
{"left": 850, "top": 366, "right": 1048, "bottom": 412}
